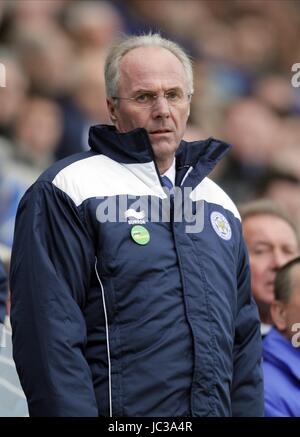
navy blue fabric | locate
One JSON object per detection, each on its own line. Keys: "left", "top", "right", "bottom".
{"left": 89, "top": 124, "right": 156, "bottom": 164}
{"left": 0, "top": 260, "right": 7, "bottom": 323}
{"left": 10, "top": 125, "right": 263, "bottom": 417}
{"left": 161, "top": 176, "right": 174, "bottom": 199}
{"left": 161, "top": 175, "right": 173, "bottom": 191}
{"left": 263, "top": 328, "right": 300, "bottom": 416}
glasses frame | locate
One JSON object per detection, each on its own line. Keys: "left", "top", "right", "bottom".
{"left": 112, "top": 90, "right": 193, "bottom": 108}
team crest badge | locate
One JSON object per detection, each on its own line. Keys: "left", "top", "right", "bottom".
{"left": 210, "top": 211, "right": 232, "bottom": 241}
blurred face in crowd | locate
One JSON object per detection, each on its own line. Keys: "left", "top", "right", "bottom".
{"left": 0, "top": 59, "right": 27, "bottom": 129}
{"left": 243, "top": 214, "right": 299, "bottom": 322}
{"left": 15, "top": 97, "right": 62, "bottom": 158}
{"left": 271, "top": 264, "right": 300, "bottom": 342}
{"left": 107, "top": 46, "right": 191, "bottom": 173}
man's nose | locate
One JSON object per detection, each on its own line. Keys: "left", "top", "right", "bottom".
{"left": 151, "top": 95, "right": 171, "bottom": 118}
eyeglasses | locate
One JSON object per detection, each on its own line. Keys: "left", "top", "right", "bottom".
{"left": 112, "top": 89, "right": 192, "bottom": 108}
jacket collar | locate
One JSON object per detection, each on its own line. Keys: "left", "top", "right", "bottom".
{"left": 88, "top": 124, "right": 231, "bottom": 186}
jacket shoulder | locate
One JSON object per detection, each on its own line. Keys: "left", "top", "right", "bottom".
{"left": 37, "top": 151, "right": 97, "bottom": 184}
{"left": 191, "top": 177, "right": 241, "bottom": 220}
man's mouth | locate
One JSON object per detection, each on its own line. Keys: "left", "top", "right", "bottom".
{"left": 149, "top": 129, "right": 172, "bottom": 134}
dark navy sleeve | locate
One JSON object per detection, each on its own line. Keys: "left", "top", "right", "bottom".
{"left": 231, "top": 234, "right": 264, "bottom": 417}
{"left": 10, "top": 181, "right": 99, "bottom": 417}
{"left": 0, "top": 260, "right": 7, "bottom": 324}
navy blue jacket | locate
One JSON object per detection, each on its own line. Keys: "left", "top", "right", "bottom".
{"left": 10, "top": 125, "right": 263, "bottom": 417}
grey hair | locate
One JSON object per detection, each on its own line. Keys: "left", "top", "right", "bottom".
{"left": 104, "top": 33, "right": 194, "bottom": 98}
{"left": 239, "top": 198, "right": 300, "bottom": 248}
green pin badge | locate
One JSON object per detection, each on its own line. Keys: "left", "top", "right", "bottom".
{"left": 131, "top": 225, "right": 150, "bottom": 245}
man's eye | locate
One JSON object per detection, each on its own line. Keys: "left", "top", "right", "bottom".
{"left": 166, "top": 90, "right": 180, "bottom": 101}
{"left": 135, "top": 93, "right": 153, "bottom": 103}
{"left": 253, "top": 248, "right": 269, "bottom": 255}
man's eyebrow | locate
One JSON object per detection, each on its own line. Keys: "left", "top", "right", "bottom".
{"left": 132, "top": 86, "right": 183, "bottom": 93}
{"left": 250, "top": 241, "right": 272, "bottom": 248}
{"left": 131, "top": 88, "right": 155, "bottom": 95}
{"left": 253, "top": 241, "right": 270, "bottom": 244}
{"left": 251, "top": 241, "right": 297, "bottom": 249}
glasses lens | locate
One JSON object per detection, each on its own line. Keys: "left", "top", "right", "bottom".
{"left": 128, "top": 91, "right": 191, "bottom": 107}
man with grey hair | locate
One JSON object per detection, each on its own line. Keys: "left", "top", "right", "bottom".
{"left": 240, "top": 199, "right": 300, "bottom": 336}
{"left": 10, "top": 33, "right": 263, "bottom": 417}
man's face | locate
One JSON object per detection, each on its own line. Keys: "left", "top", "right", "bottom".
{"left": 243, "top": 214, "right": 299, "bottom": 307}
{"left": 107, "top": 46, "right": 190, "bottom": 167}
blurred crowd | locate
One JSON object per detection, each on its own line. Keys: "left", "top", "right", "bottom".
{"left": 0, "top": 0, "right": 300, "bottom": 248}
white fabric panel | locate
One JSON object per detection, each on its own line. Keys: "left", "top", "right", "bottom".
{"left": 190, "top": 177, "right": 241, "bottom": 220}
{"left": 52, "top": 155, "right": 166, "bottom": 206}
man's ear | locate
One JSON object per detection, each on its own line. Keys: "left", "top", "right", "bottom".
{"left": 271, "top": 300, "right": 287, "bottom": 332}
{"left": 187, "top": 105, "right": 190, "bottom": 118}
{"left": 107, "top": 98, "right": 117, "bottom": 125}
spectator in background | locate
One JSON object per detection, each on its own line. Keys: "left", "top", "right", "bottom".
{"left": 0, "top": 96, "right": 62, "bottom": 248}
{"left": 263, "top": 257, "right": 300, "bottom": 416}
{"left": 0, "top": 49, "right": 28, "bottom": 139}
{"left": 219, "top": 98, "right": 280, "bottom": 203}
{"left": 15, "top": 28, "right": 75, "bottom": 99}
{"left": 13, "top": 95, "right": 62, "bottom": 171}
{"left": 240, "top": 200, "right": 300, "bottom": 337}
{"left": 64, "top": 0, "right": 123, "bottom": 54}
{"left": 256, "top": 169, "right": 300, "bottom": 232}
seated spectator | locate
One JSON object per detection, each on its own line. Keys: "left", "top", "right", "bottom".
{"left": 256, "top": 168, "right": 300, "bottom": 231}
{"left": 13, "top": 95, "right": 62, "bottom": 171}
{"left": 0, "top": 96, "right": 62, "bottom": 248}
{"left": 220, "top": 98, "right": 280, "bottom": 203}
{"left": 263, "top": 257, "right": 300, "bottom": 416}
{"left": 240, "top": 199, "right": 300, "bottom": 336}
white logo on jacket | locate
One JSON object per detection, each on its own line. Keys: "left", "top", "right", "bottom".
{"left": 210, "top": 211, "right": 232, "bottom": 241}
{"left": 124, "top": 209, "right": 146, "bottom": 225}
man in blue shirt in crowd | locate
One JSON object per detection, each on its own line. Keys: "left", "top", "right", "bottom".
{"left": 263, "top": 256, "right": 300, "bottom": 416}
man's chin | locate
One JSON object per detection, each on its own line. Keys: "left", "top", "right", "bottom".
{"left": 150, "top": 140, "right": 178, "bottom": 158}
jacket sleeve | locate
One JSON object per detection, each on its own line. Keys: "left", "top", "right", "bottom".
{"left": 0, "top": 259, "right": 7, "bottom": 324}
{"left": 231, "top": 234, "right": 264, "bottom": 417}
{"left": 10, "top": 181, "right": 99, "bottom": 416}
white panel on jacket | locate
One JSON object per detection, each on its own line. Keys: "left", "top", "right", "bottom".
{"left": 52, "top": 155, "right": 167, "bottom": 206}
{"left": 190, "top": 177, "right": 241, "bottom": 220}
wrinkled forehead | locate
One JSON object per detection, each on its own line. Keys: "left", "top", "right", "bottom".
{"left": 244, "top": 214, "right": 299, "bottom": 247}
{"left": 118, "top": 46, "right": 188, "bottom": 91}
